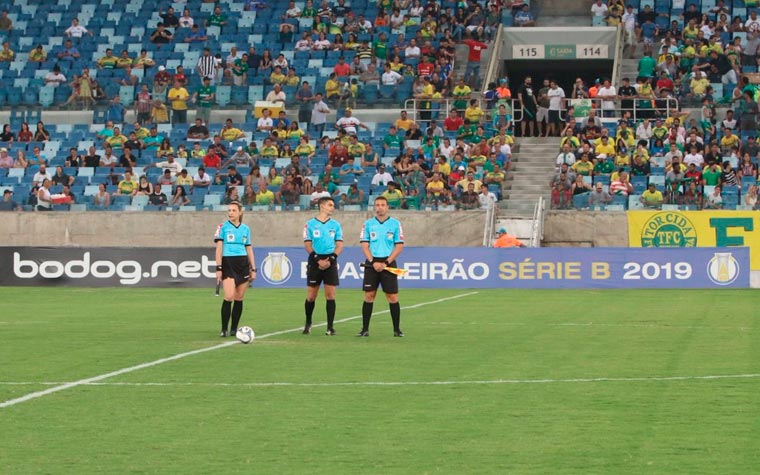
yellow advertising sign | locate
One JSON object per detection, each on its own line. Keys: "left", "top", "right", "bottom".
{"left": 628, "top": 211, "right": 760, "bottom": 269}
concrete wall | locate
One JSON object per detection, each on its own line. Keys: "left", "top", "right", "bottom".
{"left": 535, "top": 0, "right": 591, "bottom": 16}
{"left": 543, "top": 211, "right": 629, "bottom": 247}
{"left": 0, "top": 211, "right": 488, "bottom": 248}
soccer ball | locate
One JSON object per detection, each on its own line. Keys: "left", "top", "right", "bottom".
{"left": 236, "top": 326, "right": 255, "bottom": 344}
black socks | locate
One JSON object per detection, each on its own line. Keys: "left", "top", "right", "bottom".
{"left": 390, "top": 302, "right": 401, "bottom": 332}
{"left": 231, "top": 300, "right": 243, "bottom": 332}
{"left": 362, "top": 301, "right": 373, "bottom": 331}
{"left": 221, "top": 300, "right": 232, "bottom": 332}
{"left": 305, "top": 299, "right": 316, "bottom": 326}
{"left": 326, "top": 299, "right": 336, "bottom": 330}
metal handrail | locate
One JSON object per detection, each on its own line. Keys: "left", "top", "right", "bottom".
{"left": 483, "top": 199, "right": 497, "bottom": 247}
{"left": 559, "top": 96, "right": 681, "bottom": 123}
{"left": 481, "top": 25, "right": 504, "bottom": 95}
{"left": 530, "top": 196, "right": 545, "bottom": 248}
{"left": 403, "top": 98, "right": 524, "bottom": 126}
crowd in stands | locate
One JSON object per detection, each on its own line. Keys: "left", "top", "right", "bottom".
{"left": 0, "top": 0, "right": 533, "bottom": 212}
{"left": 538, "top": 0, "right": 760, "bottom": 211}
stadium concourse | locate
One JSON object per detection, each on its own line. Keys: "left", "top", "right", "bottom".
{"left": 0, "top": 0, "right": 524, "bottom": 213}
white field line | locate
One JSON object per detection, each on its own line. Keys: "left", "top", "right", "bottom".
{"left": 0, "top": 291, "right": 479, "bottom": 409}
{"left": 2, "top": 373, "right": 760, "bottom": 388}
{"left": 428, "top": 322, "right": 754, "bottom": 331}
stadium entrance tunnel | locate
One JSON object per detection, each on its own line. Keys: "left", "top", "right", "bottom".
{"left": 504, "top": 59, "right": 615, "bottom": 104}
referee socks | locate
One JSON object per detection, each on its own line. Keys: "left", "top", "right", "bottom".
{"left": 390, "top": 302, "right": 401, "bottom": 332}
{"left": 231, "top": 300, "right": 243, "bottom": 333}
{"left": 221, "top": 300, "right": 232, "bottom": 333}
{"left": 361, "top": 301, "right": 373, "bottom": 331}
{"left": 304, "top": 299, "right": 316, "bottom": 327}
{"left": 326, "top": 299, "right": 336, "bottom": 330}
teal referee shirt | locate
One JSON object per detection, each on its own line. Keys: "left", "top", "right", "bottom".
{"left": 359, "top": 217, "right": 404, "bottom": 258}
{"left": 303, "top": 217, "right": 343, "bottom": 255}
{"left": 214, "top": 221, "right": 251, "bottom": 256}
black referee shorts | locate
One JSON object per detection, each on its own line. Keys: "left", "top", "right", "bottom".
{"left": 222, "top": 256, "right": 250, "bottom": 287}
{"left": 306, "top": 255, "right": 340, "bottom": 287}
{"left": 362, "top": 258, "right": 399, "bottom": 294}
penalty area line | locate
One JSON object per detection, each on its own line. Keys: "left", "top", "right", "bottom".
{"left": 0, "top": 291, "right": 478, "bottom": 409}
{"left": 2, "top": 373, "right": 760, "bottom": 388}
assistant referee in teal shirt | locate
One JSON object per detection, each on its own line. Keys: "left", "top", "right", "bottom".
{"left": 358, "top": 195, "right": 405, "bottom": 337}
{"left": 303, "top": 196, "right": 344, "bottom": 335}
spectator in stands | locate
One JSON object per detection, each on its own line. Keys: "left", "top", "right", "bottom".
{"left": 475, "top": 184, "right": 496, "bottom": 210}
{"left": 0, "top": 189, "right": 20, "bottom": 211}
{"left": 587, "top": 182, "right": 612, "bottom": 206}
{"left": 27, "top": 44, "right": 47, "bottom": 63}
{"left": 546, "top": 80, "right": 566, "bottom": 137}
{"left": 171, "top": 185, "right": 191, "bottom": 207}
{"left": 92, "top": 183, "right": 110, "bottom": 209}
{"left": 550, "top": 180, "right": 572, "bottom": 210}
{"left": 184, "top": 25, "right": 208, "bottom": 43}
{"left": 15, "top": 122, "right": 32, "bottom": 143}
{"left": 65, "top": 18, "right": 92, "bottom": 39}
{"left": 56, "top": 40, "right": 80, "bottom": 63}
{"left": 130, "top": 86, "right": 151, "bottom": 125}
{"left": 462, "top": 31, "right": 488, "bottom": 88}
{"left": 640, "top": 183, "right": 664, "bottom": 209}
{"left": 0, "top": 10, "right": 11, "bottom": 32}
{"left": 219, "top": 119, "right": 245, "bottom": 142}
{"left": 0, "top": 147, "right": 12, "bottom": 168}
{"left": 360, "top": 63, "right": 381, "bottom": 89}
{"left": 0, "top": 41, "right": 13, "bottom": 61}
{"left": 265, "top": 83, "right": 287, "bottom": 104}
{"left": 167, "top": 80, "right": 190, "bottom": 124}
{"left": 150, "top": 99, "right": 169, "bottom": 124}
{"left": 187, "top": 118, "right": 210, "bottom": 141}
{"left": 133, "top": 49, "right": 155, "bottom": 69}
{"left": 114, "top": 170, "right": 138, "bottom": 197}
{"left": 0, "top": 124, "right": 14, "bottom": 144}
{"left": 514, "top": 5, "right": 535, "bottom": 27}
{"left": 150, "top": 23, "right": 173, "bottom": 45}
{"left": 159, "top": 6, "right": 180, "bottom": 28}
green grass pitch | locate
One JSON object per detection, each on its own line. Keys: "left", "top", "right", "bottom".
{"left": 2, "top": 287, "right": 760, "bottom": 474}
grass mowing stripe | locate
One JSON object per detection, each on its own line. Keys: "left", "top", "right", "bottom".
{"left": 3, "top": 373, "right": 760, "bottom": 388}
{"left": 0, "top": 291, "right": 478, "bottom": 409}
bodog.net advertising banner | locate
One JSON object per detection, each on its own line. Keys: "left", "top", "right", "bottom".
{"left": 0, "top": 246, "right": 748, "bottom": 288}
{"left": 628, "top": 211, "right": 760, "bottom": 270}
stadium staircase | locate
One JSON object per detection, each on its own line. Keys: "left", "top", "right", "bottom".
{"left": 500, "top": 137, "right": 556, "bottom": 217}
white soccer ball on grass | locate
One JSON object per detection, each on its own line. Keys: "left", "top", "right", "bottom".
{"left": 236, "top": 326, "right": 255, "bottom": 344}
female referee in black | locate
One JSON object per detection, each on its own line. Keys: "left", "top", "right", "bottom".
{"left": 214, "top": 201, "right": 257, "bottom": 337}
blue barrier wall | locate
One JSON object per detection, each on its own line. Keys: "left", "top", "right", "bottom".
{"left": 1, "top": 247, "right": 749, "bottom": 289}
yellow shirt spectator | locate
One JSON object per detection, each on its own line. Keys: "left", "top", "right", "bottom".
{"left": 269, "top": 71, "right": 286, "bottom": 85}
{"left": 116, "top": 56, "right": 133, "bottom": 68}
{"left": 614, "top": 153, "right": 631, "bottom": 167}
{"left": 690, "top": 76, "right": 709, "bottom": 95}
{"left": 295, "top": 143, "right": 315, "bottom": 157}
{"left": 572, "top": 160, "right": 594, "bottom": 175}
{"left": 220, "top": 127, "right": 245, "bottom": 141}
{"left": 151, "top": 103, "right": 169, "bottom": 123}
{"left": 0, "top": 47, "right": 14, "bottom": 61}
{"left": 720, "top": 134, "right": 740, "bottom": 150}
{"left": 29, "top": 48, "right": 47, "bottom": 62}
{"left": 98, "top": 55, "right": 118, "bottom": 69}
{"left": 348, "top": 142, "right": 366, "bottom": 157}
{"left": 106, "top": 134, "right": 128, "bottom": 149}
{"left": 325, "top": 78, "right": 339, "bottom": 99}
{"left": 595, "top": 141, "right": 616, "bottom": 157}
{"left": 464, "top": 104, "right": 485, "bottom": 124}
{"left": 167, "top": 86, "right": 190, "bottom": 111}
{"left": 257, "top": 189, "right": 276, "bottom": 205}
{"left": 261, "top": 144, "right": 279, "bottom": 158}
{"left": 117, "top": 178, "right": 138, "bottom": 195}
